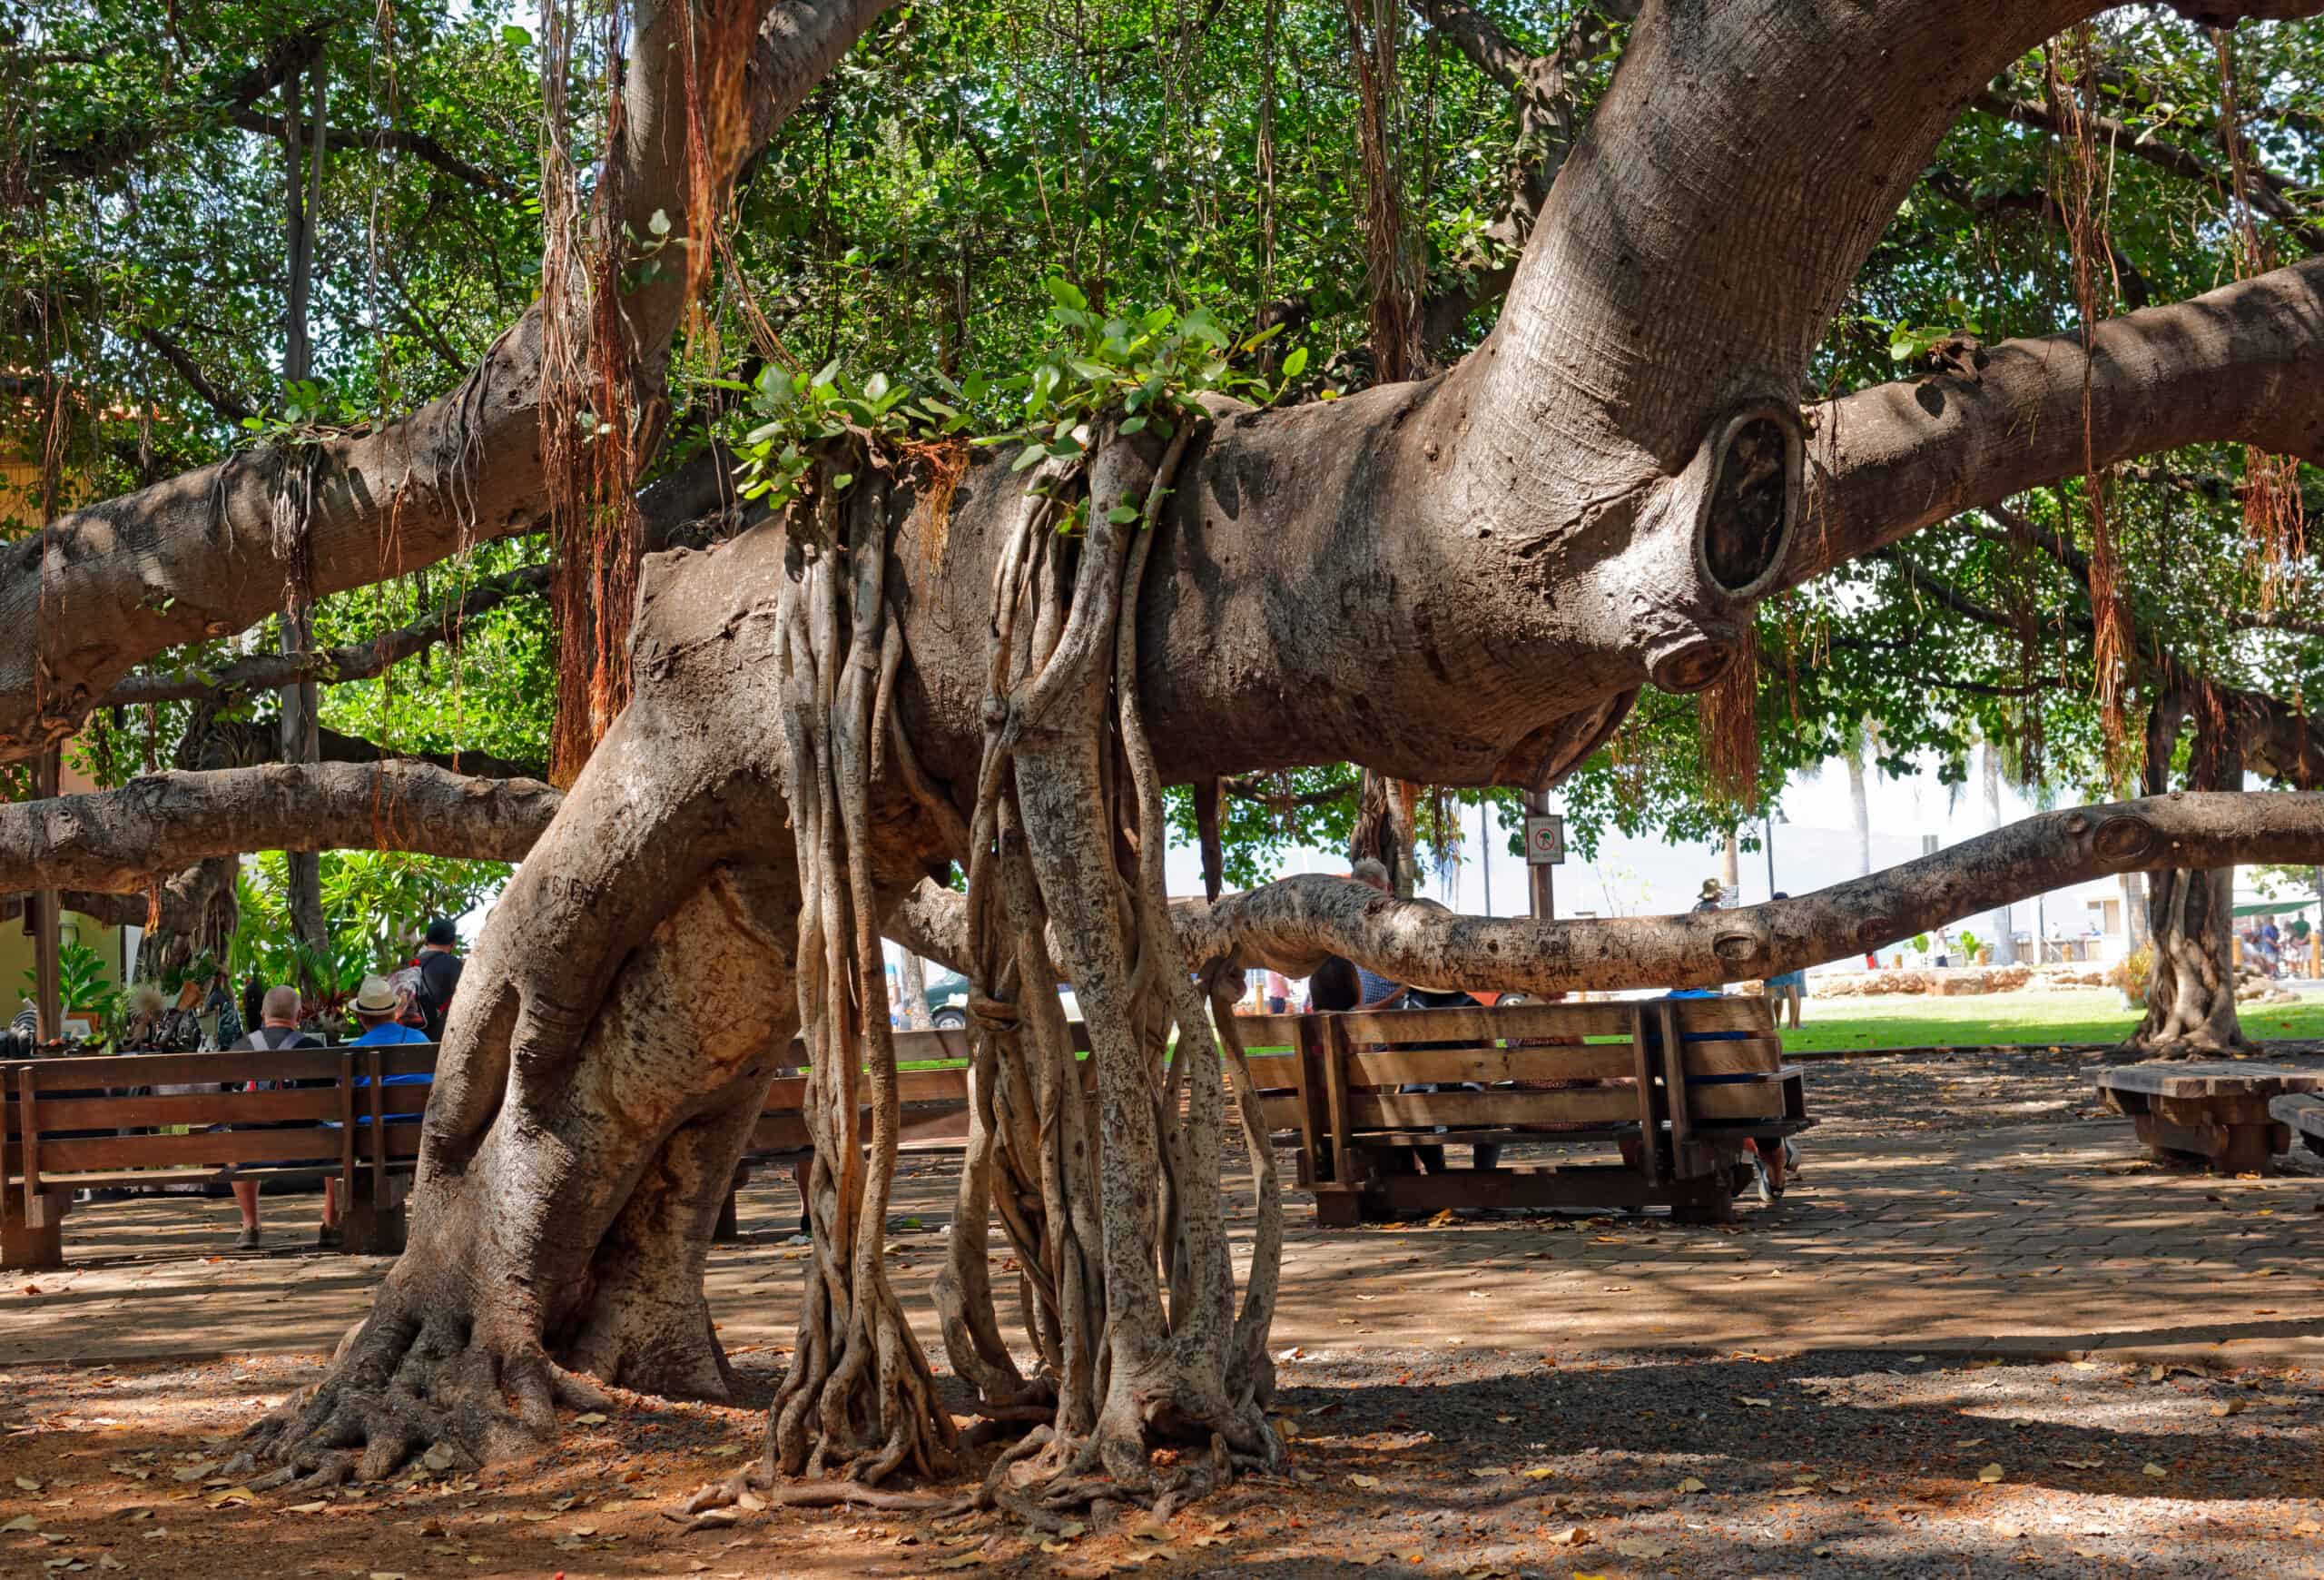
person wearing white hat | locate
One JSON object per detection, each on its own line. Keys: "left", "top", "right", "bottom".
{"left": 320, "top": 975, "right": 434, "bottom": 1248}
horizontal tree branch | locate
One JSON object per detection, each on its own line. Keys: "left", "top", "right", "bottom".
{"left": 135, "top": 326, "right": 255, "bottom": 424}
{"left": 1972, "top": 87, "right": 2321, "bottom": 252}
{"left": 230, "top": 109, "right": 517, "bottom": 196}
{"left": 25, "top": 25, "right": 322, "bottom": 193}
{"left": 1791, "top": 256, "right": 2324, "bottom": 587}
{"left": 2235, "top": 609, "right": 2324, "bottom": 640}
{"left": 1177, "top": 791, "right": 2324, "bottom": 992}
{"left": 0, "top": 761, "right": 561, "bottom": 894}
{"left": 102, "top": 565, "right": 550, "bottom": 710}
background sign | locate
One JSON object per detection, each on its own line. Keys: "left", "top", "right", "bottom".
{"left": 1524, "top": 813, "right": 1566, "bottom": 866}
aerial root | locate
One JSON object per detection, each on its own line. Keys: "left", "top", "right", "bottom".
{"left": 684, "top": 1466, "right": 969, "bottom": 1518}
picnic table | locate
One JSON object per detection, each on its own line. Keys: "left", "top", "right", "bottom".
{"left": 2270, "top": 1091, "right": 2324, "bottom": 1170}
{"left": 2094, "top": 1061, "right": 2324, "bottom": 1176}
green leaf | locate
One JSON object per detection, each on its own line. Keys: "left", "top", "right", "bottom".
{"left": 500, "top": 24, "right": 532, "bottom": 48}
{"left": 1119, "top": 415, "right": 1148, "bottom": 434}
{"left": 1012, "top": 444, "right": 1048, "bottom": 472}
{"left": 831, "top": 472, "right": 854, "bottom": 491}
{"left": 1107, "top": 505, "right": 1139, "bottom": 524}
{"left": 647, "top": 209, "right": 672, "bottom": 237}
{"left": 862, "top": 371, "right": 890, "bottom": 401}
{"left": 1281, "top": 345, "right": 1310, "bottom": 379}
{"left": 1046, "top": 277, "right": 1089, "bottom": 311}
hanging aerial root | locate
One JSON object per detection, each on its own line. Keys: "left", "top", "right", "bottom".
{"left": 767, "top": 455, "right": 960, "bottom": 1491}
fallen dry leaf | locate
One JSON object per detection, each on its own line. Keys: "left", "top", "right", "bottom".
{"left": 2142, "top": 1463, "right": 2167, "bottom": 1479}
{"left": 1348, "top": 1474, "right": 1382, "bottom": 1489}
{"left": 1976, "top": 1466, "right": 2005, "bottom": 1484}
{"left": 1677, "top": 1476, "right": 1708, "bottom": 1495}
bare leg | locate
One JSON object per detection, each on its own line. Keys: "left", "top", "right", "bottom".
{"left": 231, "top": 1178, "right": 261, "bottom": 1245}
{"left": 322, "top": 1178, "right": 340, "bottom": 1229}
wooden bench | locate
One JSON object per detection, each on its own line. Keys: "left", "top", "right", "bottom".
{"left": 2268, "top": 1092, "right": 2324, "bottom": 1170}
{"left": 724, "top": 999, "right": 1809, "bottom": 1234}
{"left": 4, "top": 1044, "right": 433, "bottom": 1269}
{"left": 2095, "top": 1062, "right": 2324, "bottom": 1176}
{"left": 1282, "top": 996, "right": 1808, "bottom": 1226}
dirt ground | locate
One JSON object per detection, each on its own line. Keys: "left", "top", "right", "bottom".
{"left": 2, "top": 1044, "right": 2320, "bottom": 1578}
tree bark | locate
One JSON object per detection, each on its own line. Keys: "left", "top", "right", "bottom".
{"left": 2132, "top": 693, "right": 2255, "bottom": 1056}
{"left": 1173, "top": 793, "right": 2324, "bottom": 996}
{"left": 0, "top": 762, "right": 559, "bottom": 894}
{"left": 190, "top": 0, "right": 2324, "bottom": 1494}
{"left": 1982, "top": 742, "right": 2015, "bottom": 963}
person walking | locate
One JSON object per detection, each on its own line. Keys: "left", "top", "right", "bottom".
{"left": 227, "top": 986, "right": 321, "bottom": 1250}
{"left": 415, "top": 918, "right": 464, "bottom": 1041}
{"left": 1761, "top": 892, "right": 1807, "bottom": 1029}
{"left": 1348, "top": 859, "right": 1406, "bottom": 1010}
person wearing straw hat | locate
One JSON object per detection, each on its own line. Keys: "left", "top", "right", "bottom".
{"left": 1693, "top": 878, "right": 1726, "bottom": 913}
{"left": 319, "top": 976, "right": 434, "bottom": 1248}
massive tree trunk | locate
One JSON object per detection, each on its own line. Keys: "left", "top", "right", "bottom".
{"left": 2132, "top": 690, "right": 2257, "bottom": 1056}
{"left": 1982, "top": 743, "right": 2016, "bottom": 963}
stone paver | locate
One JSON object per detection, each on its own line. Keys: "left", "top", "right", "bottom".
{"left": 2, "top": 1111, "right": 2319, "bottom": 1373}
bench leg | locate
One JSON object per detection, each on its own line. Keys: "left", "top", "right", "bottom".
{"left": 713, "top": 1164, "right": 751, "bottom": 1244}
{"left": 339, "top": 1174, "right": 409, "bottom": 1256}
{"left": 2136, "top": 1113, "right": 2284, "bottom": 1177}
{"left": 1312, "top": 1186, "right": 1364, "bottom": 1229}
{"left": 2, "top": 1192, "right": 64, "bottom": 1271}
{"left": 1669, "top": 1173, "right": 1736, "bottom": 1225}
{"left": 2217, "top": 1122, "right": 2286, "bottom": 1177}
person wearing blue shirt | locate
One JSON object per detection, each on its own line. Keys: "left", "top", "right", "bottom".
{"left": 320, "top": 976, "right": 433, "bottom": 1247}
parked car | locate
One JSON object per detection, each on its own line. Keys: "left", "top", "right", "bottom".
{"left": 922, "top": 973, "right": 1078, "bottom": 1029}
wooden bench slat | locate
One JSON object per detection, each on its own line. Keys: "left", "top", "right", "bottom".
{"left": 1343, "top": 1037, "right": 1777, "bottom": 1088}
{"left": 25, "top": 1087, "right": 347, "bottom": 1129}
{"left": 37, "top": 1126, "right": 347, "bottom": 1172}
{"left": 2096, "top": 1062, "right": 2324, "bottom": 1099}
{"left": 15, "top": 1048, "right": 353, "bottom": 1091}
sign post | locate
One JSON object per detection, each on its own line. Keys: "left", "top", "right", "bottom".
{"left": 1521, "top": 793, "right": 1563, "bottom": 922}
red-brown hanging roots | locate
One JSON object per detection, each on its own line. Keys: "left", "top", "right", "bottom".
{"left": 2211, "top": 28, "right": 2309, "bottom": 611}
{"left": 2048, "top": 30, "right": 2134, "bottom": 778}
{"left": 1697, "top": 626, "right": 1759, "bottom": 813}
{"left": 677, "top": 0, "right": 759, "bottom": 356}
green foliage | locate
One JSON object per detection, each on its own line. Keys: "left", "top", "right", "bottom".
{"left": 229, "top": 850, "right": 503, "bottom": 997}
{"left": 22, "top": 941, "right": 123, "bottom": 1036}
{"left": 981, "top": 286, "right": 1287, "bottom": 469}
{"left": 727, "top": 360, "right": 956, "bottom": 511}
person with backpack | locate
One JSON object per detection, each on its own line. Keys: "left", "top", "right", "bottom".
{"left": 415, "top": 918, "right": 465, "bottom": 1041}
{"left": 227, "top": 985, "right": 322, "bottom": 1250}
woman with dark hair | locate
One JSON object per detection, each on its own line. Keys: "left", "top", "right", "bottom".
{"left": 1306, "top": 955, "right": 1360, "bottom": 1013}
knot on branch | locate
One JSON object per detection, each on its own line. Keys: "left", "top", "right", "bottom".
{"left": 1710, "top": 931, "right": 1758, "bottom": 967}
{"left": 2092, "top": 813, "right": 2161, "bottom": 864}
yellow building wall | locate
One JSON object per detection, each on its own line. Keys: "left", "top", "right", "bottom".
{"left": 2, "top": 447, "right": 128, "bottom": 1026}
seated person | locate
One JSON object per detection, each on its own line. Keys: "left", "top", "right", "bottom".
{"left": 320, "top": 976, "right": 434, "bottom": 1248}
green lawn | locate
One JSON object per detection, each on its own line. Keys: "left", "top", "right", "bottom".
{"left": 1779, "top": 986, "right": 2324, "bottom": 1053}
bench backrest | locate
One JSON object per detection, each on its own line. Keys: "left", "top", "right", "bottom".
{"left": 744, "top": 996, "right": 1785, "bottom": 1156}
{"left": 5, "top": 1044, "right": 437, "bottom": 1190}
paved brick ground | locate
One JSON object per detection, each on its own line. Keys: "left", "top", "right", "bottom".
{"left": 4, "top": 1049, "right": 2319, "bottom": 1372}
